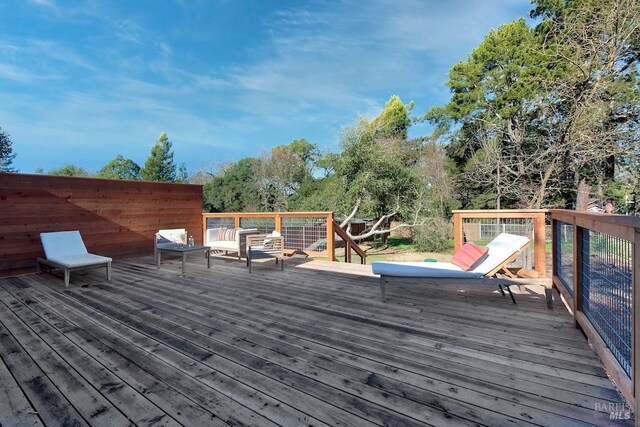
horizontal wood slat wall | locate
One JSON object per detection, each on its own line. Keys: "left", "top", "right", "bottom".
{"left": 0, "top": 173, "right": 203, "bottom": 276}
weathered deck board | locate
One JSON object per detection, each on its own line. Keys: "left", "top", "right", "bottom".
{"left": 0, "top": 333, "right": 43, "bottom": 427}
{"left": 0, "top": 256, "right": 633, "bottom": 426}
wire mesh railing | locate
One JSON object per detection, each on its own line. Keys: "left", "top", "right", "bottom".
{"left": 554, "top": 220, "right": 574, "bottom": 295}
{"left": 462, "top": 217, "right": 535, "bottom": 270}
{"left": 205, "top": 216, "right": 235, "bottom": 229}
{"left": 282, "top": 216, "right": 328, "bottom": 252}
{"left": 582, "top": 230, "right": 633, "bottom": 376}
{"left": 240, "top": 217, "right": 275, "bottom": 234}
{"left": 202, "top": 212, "right": 336, "bottom": 258}
{"left": 453, "top": 210, "right": 548, "bottom": 277}
{"left": 551, "top": 209, "right": 639, "bottom": 413}
{"left": 201, "top": 212, "right": 366, "bottom": 264}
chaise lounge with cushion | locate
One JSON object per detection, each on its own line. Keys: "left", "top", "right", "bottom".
{"left": 37, "top": 230, "right": 112, "bottom": 287}
{"left": 372, "top": 233, "right": 551, "bottom": 307}
{"left": 205, "top": 227, "right": 259, "bottom": 259}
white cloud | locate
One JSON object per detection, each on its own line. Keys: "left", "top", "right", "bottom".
{"left": 0, "top": 63, "right": 51, "bottom": 82}
{"left": 2, "top": 0, "right": 532, "bottom": 173}
{"left": 29, "top": 0, "right": 56, "bottom": 8}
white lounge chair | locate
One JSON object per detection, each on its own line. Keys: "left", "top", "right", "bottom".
{"left": 37, "top": 230, "right": 112, "bottom": 287}
{"left": 372, "top": 233, "right": 550, "bottom": 306}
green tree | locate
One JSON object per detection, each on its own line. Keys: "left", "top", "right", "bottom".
{"left": 427, "top": 18, "right": 546, "bottom": 209}
{"left": 203, "top": 158, "right": 262, "bottom": 212}
{"left": 97, "top": 155, "right": 141, "bottom": 180}
{"left": 531, "top": 0, "right": 640, "bottom": 208}
{"left": 289, "top": 138, "right": 319, "bottom": 176}
{"left": 329, "top": 95, "right": 426, "bottom": 241}
{"left": 370, "top": 95, "right": 414, "bottom": 140}
{"left": 0, "top": 126, "right": 17, "bottom": 172}
{"left": 427, "top": 0, "right": 639, "bottom": 209}
{"left": 141, "top": 132, "right": 176, "bottom": 182}
{"left": 176, "top": 162, "right": 188, "bottom": 183}
{"left": 338, "top": 96, "right": 418, "bottom": 212}
{"left": 48, "top": 164, "right": 91, "bottom": 177}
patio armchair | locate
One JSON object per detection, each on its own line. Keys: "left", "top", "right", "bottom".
{"left": 155, "top": 228, "right": 187, "bottom": 257}
{"left": 205, "top": 227, "right": 259, "bottom": 259}
{"left": 372, "top": 233, "right": 551, "bottom": 306}
{"left": 246, "top": 232, "right": 284, "bottom": 273}
{"left": 37, "top": 230, "right": 112, "bottom": 287}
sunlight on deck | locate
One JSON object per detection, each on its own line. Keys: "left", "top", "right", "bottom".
{"left": 0, "top": 256, "right": 632, "bottom": 426}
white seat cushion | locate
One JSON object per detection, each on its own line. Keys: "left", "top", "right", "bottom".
{"left": 47, "top": 253, "right": 112, "bottom": 268}
{"left": 371, "top": 261, "right": 483, "bottom": 278}
{"left": 471, "top": 233, "right": 530, "bottom": 275}
{"left": 371, "top": 233, "right": 530, "bottom": 279}
{"left": 40, "top": 230, "right": 88, "bottom": 258}
{"left": 209, "top": 240, "right": 237, "bottom": 250}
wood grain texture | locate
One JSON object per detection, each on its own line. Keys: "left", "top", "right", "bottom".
{"left": 0, "top": 257, "right": 633, "bottom": 426}
{"left": 0, "top": 173, "right": 202, "bottom": 276}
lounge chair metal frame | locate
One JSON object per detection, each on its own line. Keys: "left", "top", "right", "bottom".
{"left": 37, "top": 230, "right": 112, "bottom": 287}
{"left": 37, "top": 257, "right": 112, "bottom": 287}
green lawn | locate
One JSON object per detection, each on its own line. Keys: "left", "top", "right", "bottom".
{"left": 312, "top": 236, "right": 455, "bottom": 263}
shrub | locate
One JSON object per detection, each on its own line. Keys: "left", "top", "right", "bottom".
{"left": 412, "top": 218, "right": 453, "bottom": 253}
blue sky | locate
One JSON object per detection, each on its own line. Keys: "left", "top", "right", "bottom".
{"left": 0, "top": 0, "right": 532, "bottom": 174}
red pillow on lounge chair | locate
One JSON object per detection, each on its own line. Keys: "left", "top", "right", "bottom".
{"left": 451, "top": 242, "right": 489, "bottom": 271}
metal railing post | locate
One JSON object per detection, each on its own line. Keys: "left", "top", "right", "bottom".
{"left": 634, "top": 229, "right": 640, "bottom": 414}
{"left": 573, "top": 224, "right": 583, "bottom": 328}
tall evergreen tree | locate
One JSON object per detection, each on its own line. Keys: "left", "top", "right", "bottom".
{"left": 0, "top": 126, "right": 17, "bottom": 172}
{"left": 427, "top": 0, "right": 639, "bottom": 209}
{"left": 141, "top": 132, "right": 176, "bottom": 182}
{"left": 176, "top": 162, "right": 188, "bottom": 183}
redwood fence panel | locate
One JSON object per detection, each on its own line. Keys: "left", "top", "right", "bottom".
{"left": 0, "top": 173, "right": 203, "bottom": 275}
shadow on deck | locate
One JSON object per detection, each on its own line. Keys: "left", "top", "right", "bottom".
{"left": 0, "top": 255, "right": 633, "bottom": 426}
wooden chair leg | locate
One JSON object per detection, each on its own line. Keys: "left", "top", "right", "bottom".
{"left": 64, "top": 269, "right": 70, "bottom": 288}
{"left": 506, "top": 286, "right": 517, "bottom": 304}
{"left": 107, "top": 263, "right": 112, "bottom": 281}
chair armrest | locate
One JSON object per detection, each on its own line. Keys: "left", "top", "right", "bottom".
{"left": 237, "top": 229, "right": 259, "bottom": 258}
{"left": 246, "top": 234, "right": 271, "bottom": 247}
{"left": 248, "top": 235, "right": 284, "bottom": 253}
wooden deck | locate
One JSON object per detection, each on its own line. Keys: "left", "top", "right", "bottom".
{"left": 0, "top": 256, "right": 633, "bottom": 426}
